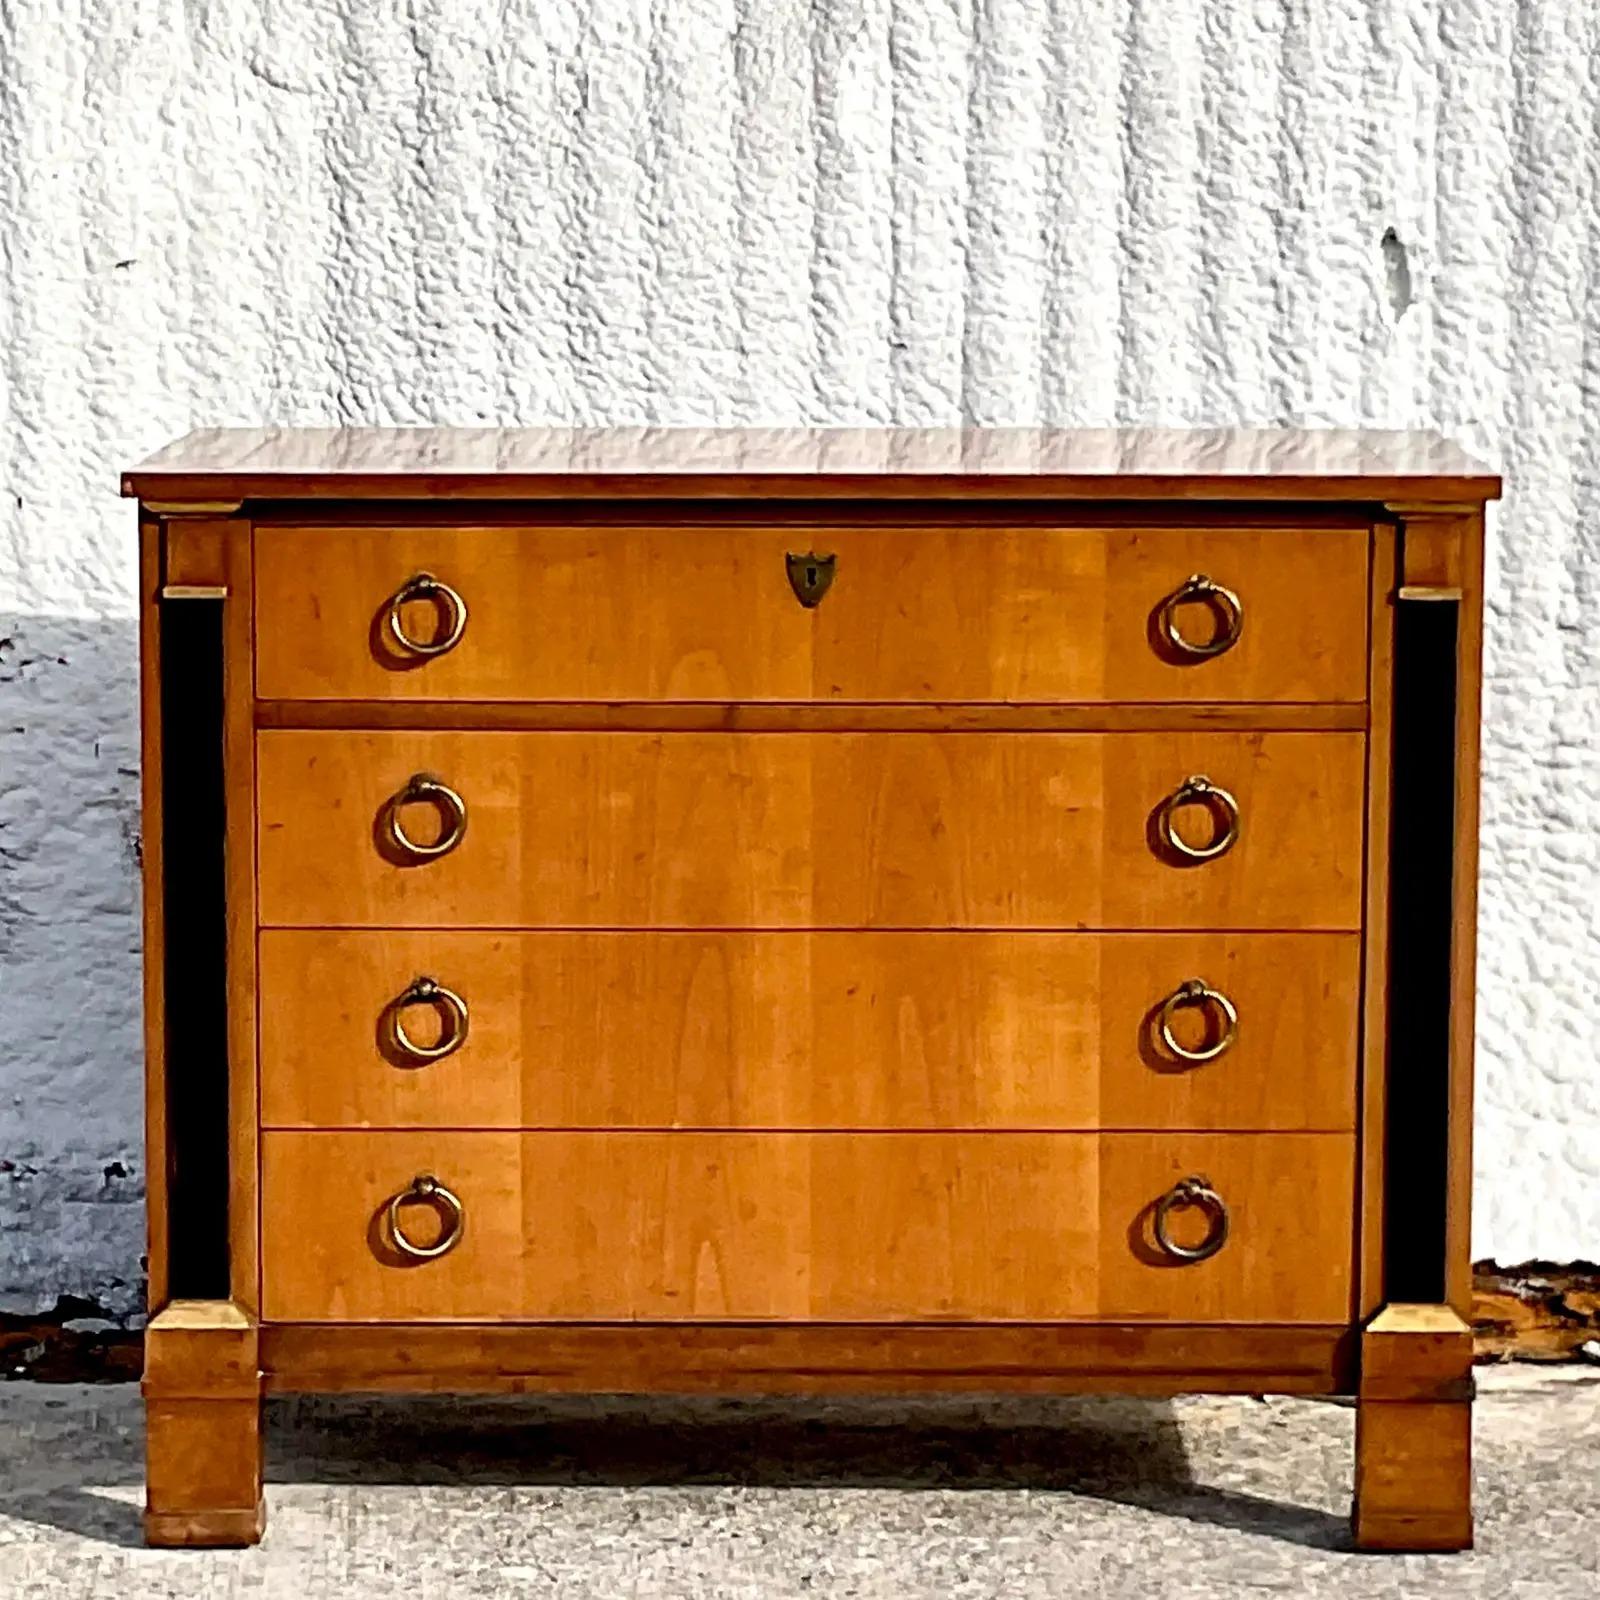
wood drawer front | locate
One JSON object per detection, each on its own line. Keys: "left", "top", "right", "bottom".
{"left": 259, "top": 1130, "right": 1354, "bottom": 1322}
{"left": 260, "top": 930, "right": 1358, "bottom": 1131}
{"left": 253, "top": 523, "right": 1370, "bottom": 704}
{"left": 257, "top": 731, "right": 1365, "bottom": 930}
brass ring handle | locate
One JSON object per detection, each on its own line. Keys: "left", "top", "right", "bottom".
{"left": 1152, "top": 1175, "right": 1230, "bottom": 1263}
{"left": 386, "top": 1174, "right": 466, "bottom": 1261}
{"left": 1156, "top": 774, "right": 1240, "bottom": 863}
{"left": 1160, "top": 573, "right": 1243, "bottom": 658}
{"left": 386, "top": 772, "right": 468, "bottom": 861}
{"left": 385, "top": 571, "right": 468, "bottom": 657}
{"left": 387, "top": 976, "right": 470, "bottom": 1063}
{"left": 1157, "top": 978, "right": 1239, "bottom": 1065}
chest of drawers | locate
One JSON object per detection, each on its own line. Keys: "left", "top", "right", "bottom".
{"left": 124, "top": 427, "right": 1498, "bottom": 1551}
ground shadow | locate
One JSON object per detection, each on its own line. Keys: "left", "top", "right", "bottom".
{"left": 0, "top": 1387, "right": 147, "bottom": 1548}
{"left": 0, "top": 1387, "right": 1349, "bottom": 1554}
{"left": 270, "top": 1391, "right": 1349, "bottom": 1551}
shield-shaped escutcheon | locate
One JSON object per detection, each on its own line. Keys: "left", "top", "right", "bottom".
{"left": 785, "top": 550, "right": 837, "bottom": 607}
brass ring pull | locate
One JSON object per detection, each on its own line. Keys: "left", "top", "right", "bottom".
{"left": 1153, "top": 1175, "right": 1230, "bottom": 1263}
{"left": 1160, "top": 573, "right": 1243, "bottom": 658}
{"left": 387, "top": 976, "right": 469, "bottom": 1063}
{"left": 1157, "top": 978, "right": 1239, "bottom": 1065}
{"left": 385, "top": 571, "right": 468, "bottom": 657}
{"left": 1157, "top": 774, "right": 1240, "bottom": 863}
{"left": 385, "top": 1174, "right": 466, "bottom": 1261}
{"left": 386, "top": 772, "right": 468, "bottom": 861}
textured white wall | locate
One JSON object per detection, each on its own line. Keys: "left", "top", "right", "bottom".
{"left": 1, "top": 1, "right": 1596, "bottom": 1317}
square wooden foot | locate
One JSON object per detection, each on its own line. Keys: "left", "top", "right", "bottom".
{"left": 1351, "top": 1304, "right": 1473, "bottom": 1552}
{"left": 143, "top": 1300, "right": 264, "bottom": 1547}
{"left": 1354, "top": 1399, "right": 1472, "bottom": 1552}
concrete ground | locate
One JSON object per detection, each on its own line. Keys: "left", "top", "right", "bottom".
{"left": 0, "top": 1369, "right": 1595, "bottom": 1598}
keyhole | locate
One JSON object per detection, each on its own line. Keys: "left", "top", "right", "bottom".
{"left": 805, "top": 563, "right": 819, "bottom": 590}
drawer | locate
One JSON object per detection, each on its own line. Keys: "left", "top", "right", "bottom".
{"left": 259, "top": 930, "right": 1359, "bottom": 1131}
{"left": 257, "top": 730, "right": 1366, "bottom": 929}
{"left": 259, "top": 1130, "right": 1355, "bottom": 1322}
{"left": 253, "top": 523, "right": 1370, "bottom": 703}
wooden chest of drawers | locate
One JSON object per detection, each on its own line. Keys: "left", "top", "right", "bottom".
{"left": 124, "top": 427, "right": 1498, "bottom": 1551}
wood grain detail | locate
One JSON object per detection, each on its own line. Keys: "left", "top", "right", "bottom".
{"left": 1359, "top": 524, "right": 1395, "bottom": 1317}
{"left": 222, "top": 524, "right": 259, "bottom": 1315}
{"left": 258, "top": 1321, "right": 1356, "bottom": 1396}
{"left": 142, "top": 1300, "right": 259, "bottom": 1399}
{"left": 1353, "top": 1304, "right": 1475, "bottom": 1551}
{"left": 123, "top": 424, "right": 1502, "bottom": 506}
{"left": 255, "top": 700, "right": 1370, "bottom": 734}
{"left": 259, "top": 929, "right": 1359, "bottom": 1132}
{"left": 259, "top": 1130, "right": 1354, "bottom": 1324}
{"left": 254, "top": 523, "right": 1370, "bottom": 705}
{"left": 1353, "top": 1400, "right": 1472, "bottom": 1552}
{"left": 1443, "top": 513, "right": 1485, "bottom": 1316}
{"left": 164, "top": 517, "right": 230, "bottom": 589}
{"left": 142, "top": 1300, "right": 264, "bottom": 1548}
{"left": 124, "top": 426, "right": 1497, "bottom": 1551}
{"left": 256, "top": 730, "right": 1367, "bottom": 930}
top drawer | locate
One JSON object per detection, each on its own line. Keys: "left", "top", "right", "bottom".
{"left": 253, "top": 523, "right": 1370, "bottom": 703}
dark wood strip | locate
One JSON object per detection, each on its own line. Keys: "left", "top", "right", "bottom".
{"left": 242, "top": 498, "right": 1383, "bottom": 530}
{"left": 138, "top": 517, "right": 170, "bottom": 1308}
{"left": 254, "top": 925, "right": 1351, "bottom": 935}
{"left": 260, "top": 1322, "right": 1355, "bottom": 1396}
{"left": 258, "top": 1125, "right": 1359, "bottom": 1136}
{"left": 156, "top": 594, "right": 230, "bottom": 1301}
{"left": 1384, "top": 597, "right": 1460, "bottom": 1305}
{"left": 256, "top": 700, "right": 1369, "bottom": 733}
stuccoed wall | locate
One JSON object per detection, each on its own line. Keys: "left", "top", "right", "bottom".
{"left": 1, "top": 2, "right": 1595, "bottom": 1319}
